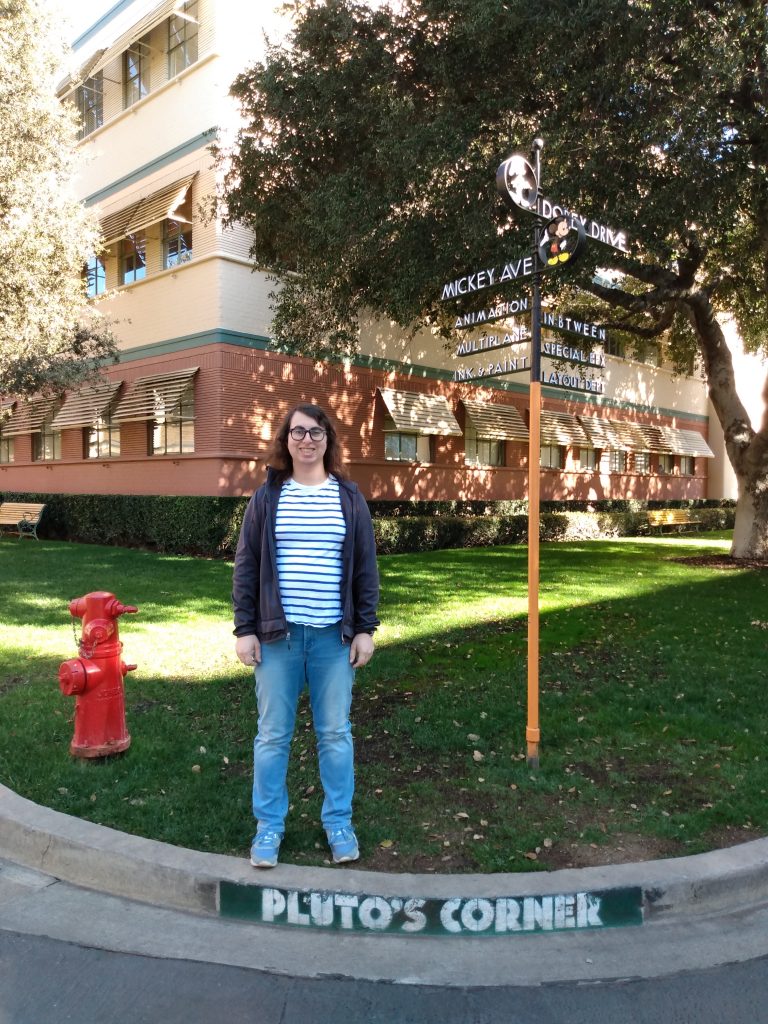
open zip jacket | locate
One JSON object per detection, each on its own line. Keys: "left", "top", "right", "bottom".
{"left": 232, "top": 469, "right": 380, "bottom": 644}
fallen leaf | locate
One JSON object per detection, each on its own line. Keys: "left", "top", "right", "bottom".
{"left": 191, "top": 764, "right": 201, "bottom": 773}
{"left": 524, "top": 851, "right": 538, "bottom": 860}
{"left": 379, "top": 839, "right": 394, "bottom": 849}
{"left": 467, "top": 733, "right": 480, "bottom": 742}
{"left": 473, "top": 750, "right": 485, "bottom": 762}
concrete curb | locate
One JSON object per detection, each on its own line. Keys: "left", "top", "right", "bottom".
{"left": 2, "top": 782, "right": 768, "bottom": 924}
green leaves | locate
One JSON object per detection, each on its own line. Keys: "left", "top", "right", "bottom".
{"left": 0, "top": 0, "right": 116, "bottom": 397}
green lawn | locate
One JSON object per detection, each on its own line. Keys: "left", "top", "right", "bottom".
{"left": 0, "top": 532, "right": 766, "bottom": 873}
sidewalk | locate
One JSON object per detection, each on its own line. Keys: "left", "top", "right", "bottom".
{"left": 2, "top": 780, "right": 768, "bottom": 987}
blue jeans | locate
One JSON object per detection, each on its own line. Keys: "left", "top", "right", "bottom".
{"left": 252, "top": 622, "right": 355, "bottom": 833}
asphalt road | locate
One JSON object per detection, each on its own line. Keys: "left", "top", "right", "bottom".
{"left": 1, "top": 929, "right": 767, "bottom": 1024}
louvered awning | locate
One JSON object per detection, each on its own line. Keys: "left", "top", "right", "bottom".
{"left": 578, "top": 416, "right": 647, "bottom": 451}
{"left": 112, "top": 367, "right": 198, "bottom": 423}
{"left": 100, "top": 175, "right": 196, "bottom": 245}
{"left": 636, "top": 424, "right": 676, "bottom": 454}
{"left": 662, "top": 426, "right": 714, "bottom": 458}
{"left": 378, "top": 388, "right": 462, "bottom": 436}
{"left": 462, "top": 399, "right": 528, "bottom": 441}
{"left": 58, "top": 0, "right": 186, "bottom": 98}
{"left": 539, "top": 411, "right": 590, "bottom": 446}
{"left": 2, "top": 397, "right": 59, "bottom": 436}
{"left": 51, "top": 381, "right": 122, "bottom": 430}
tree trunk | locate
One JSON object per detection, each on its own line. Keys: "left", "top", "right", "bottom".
{"left": 688, "top": 293, "right": 768, "bottom": 561}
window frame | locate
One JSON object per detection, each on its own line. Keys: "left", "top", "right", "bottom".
{"left": 149, "top": 383, "right": 195, "bottom": 455}
{"left": 85, "top": 411, "right": 121, "bottom": 459}
{"left": 540, "top": 444, "right": 563, "bottom": 469}
{"left": 85, "top": 254, "right": 106, "bottom": 297}
{"left": 168, "top": 1, "right": 199, "bottom": 78}
{"left": 578, "top": 447, "right": 598, "bottom": 471}
{"left": 657, "top": 453, "right": 675, "bottom": 475}
{"left": 163, "top": 216, "right": 193, "bottom": 269}
{"left": 32, "top": 412, "right": 61, "bottom": 462}
{"left": 384, "top": 432, "right": 419, "bottom": 462}
{"left": 76, "top": 71, "right": 103, "bottom": 139}
{"left": 609, "top": 449, "right": 626, "bottom": 473}
{"left": 634, "top": 451, "right": 650, "bottom": 474}
{"left": 0, "top": 432, "right": 13, "bottom": 464}
{"left": 123, "top": 35, "right": 150, "bottom": 108}
{"left": 119, "top": 232, "right": 147, "bottom": 285}
{"left": 680, "top": 455, "right": 695, "bottom": 476}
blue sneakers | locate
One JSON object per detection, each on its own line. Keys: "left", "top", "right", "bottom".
{"left": 326, "top": 826, "right": 359, "bottom": 864}
{"left": 250, "top": 829, "right": 283, "bottom": 868}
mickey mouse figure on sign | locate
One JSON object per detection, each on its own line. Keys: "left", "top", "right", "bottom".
{"left": 538, "top": 214, "right": 586, "bottom": 267}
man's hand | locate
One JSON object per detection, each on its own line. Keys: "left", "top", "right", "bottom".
{"left": 349, "top": 632, "right": 374, "bottom": 668}
{"left": 235, "top": 634, "right": 261, "bottom": 667}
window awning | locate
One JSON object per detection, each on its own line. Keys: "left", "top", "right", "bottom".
{"left": 60, "top": 0, "right": 185, "bottom": 96}
{"left": 100, "top": 174, "right": 196, "bottom": 245}
{"left": 2, "top": 397, "right": 59, "bottom": 436}
{"left": 539, "top": 411, "right": 590, "bottom": 447}
{"left": 51, "top": 381, "right": 122, "bottom": 430}
{"left": 378, "top": 388, "right": 462, "bottom": 436}
{"left": 462, "top": 399, "right": 528, "bottom": 441}
{"left": 635, "top": 424, "right": 676, "bottom": 454}
{"left": 578, "top": 416, "right": 647, "bottom": 451}
{"left": 661, "top": 426, "right": 714, "bottom": 458}
{"left": 112, "top": 367, "right": 198, "bottom": 423}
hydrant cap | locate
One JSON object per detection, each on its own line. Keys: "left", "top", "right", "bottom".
{"left": 59, "top": 659, "right": 87, "bottom": 695}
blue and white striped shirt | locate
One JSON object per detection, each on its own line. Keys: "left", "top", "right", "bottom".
{"left": 275, "top": 476, "right": 345, "bottom": 627}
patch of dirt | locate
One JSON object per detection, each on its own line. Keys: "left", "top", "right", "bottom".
{"left": 539, "top": 833, "right": 685, "bottom": 869}
{"left": 672, "top": 554, "right": 767, "bottom": 570}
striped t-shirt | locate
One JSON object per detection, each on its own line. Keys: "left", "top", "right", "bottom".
{"left": 275, "top": 476, "right": 345, "bottom": 627}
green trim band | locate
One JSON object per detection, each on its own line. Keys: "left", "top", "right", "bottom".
{"left": 85, "top": 130, "right": 217, "bottom": 206}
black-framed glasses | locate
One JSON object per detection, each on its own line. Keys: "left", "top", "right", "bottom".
{"left": 289, "top": 426, "right": 326, "bottom": 441}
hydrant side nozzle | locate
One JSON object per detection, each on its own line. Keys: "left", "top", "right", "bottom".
{"left": 69, "top": 597, "right": 87, "bottom": 618}
{"left": 122, "top": 662, "right": 138, "bottom": 674}
{"left": 105, "top": 598, "right": 138, "bottom": 617}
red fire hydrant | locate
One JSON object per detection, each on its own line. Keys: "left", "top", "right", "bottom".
{"left": 59, "top": 592, "right": 138, "bottom": 758}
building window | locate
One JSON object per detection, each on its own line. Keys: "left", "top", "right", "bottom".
{"left": 120, "top": 232, "right": 146, "bottom": 285}
{"left": 634, "top": 452, "right": 650, "bottom": 474}
{"left": 33, "top": 412, "right": 61, "bottom": 462}
{"left": 540, "top": 445, "right": 562, "bottom": 469}
{"left": 465, "top": 429, "right": 504, "bottom": 467}
{"left": 603, "top": 336, "right": 624, "bottom": 358}
{"left": 0, "top": 432, "right": 13, "bottom": 464}
{"left": 680, "top": 455, "right": 695, "bottom": 476}
{"left": 164, "top": 216, "right": 192, "bottom": 269}
{"left": 150, "top": 384, "right": 195, "bottom": 455}
{"left": 635, "top": 343, "right": 660, "bottom": 366}
{"left": 609, "top": 449, "right": 626, "bottom": 473}
{"left": 169, "top": 2, "right": 199, "bottom": 77}
{"left": 85, "top": 255, "right": 106, "bottom": 297}
{"left": 385, "top": 432, "right": 418, "bottom": 462}
{"left": 578, "top": 447, "right": 598, "bottom": 470}
{"left": 124, "top": 35, "right": 150, "bottom": 108}
{"left": 76, "top": 72, "right": 103, "bottom": 139}
{"left": 86, "top": 413, "right": 120, "bottom": 459}
{"left": 658, "top": 453, "right": 675, "bottom": 475}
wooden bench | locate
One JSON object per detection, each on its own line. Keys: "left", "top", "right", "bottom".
{"left": 0, "top": 502, "right": 46, "bottom": 540}
{"left": 645, "top": 508, "right": 703, "bottom": 534}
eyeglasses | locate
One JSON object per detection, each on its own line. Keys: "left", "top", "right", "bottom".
{"left": 289, "top": 426, "right": 326, "bottom": 441}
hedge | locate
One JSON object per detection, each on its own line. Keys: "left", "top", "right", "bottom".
{"left": 1, "top": 491, "right": 736, "bottom": 558}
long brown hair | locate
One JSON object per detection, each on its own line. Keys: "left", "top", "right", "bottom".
{"left": 267, "top": 403, "right": 347, "bottom": 484}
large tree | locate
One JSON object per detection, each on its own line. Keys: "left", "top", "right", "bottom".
{"left": 220, "top": 0, "right": 768, "bottom": 559}
{"left": 0, "top": 0, "right": 115, "bottom": 399}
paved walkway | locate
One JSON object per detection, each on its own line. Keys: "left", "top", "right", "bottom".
{"left": 2, "top": 782, "right": 768, "bottom": 987}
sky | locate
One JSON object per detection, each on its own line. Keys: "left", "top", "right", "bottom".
{"left": 44, "top": 0, "right": 121, "bottom": 46}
